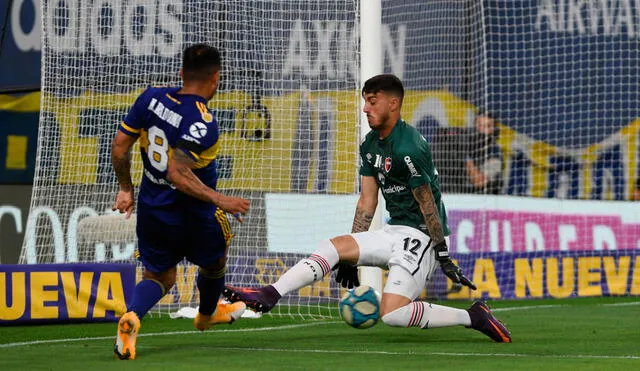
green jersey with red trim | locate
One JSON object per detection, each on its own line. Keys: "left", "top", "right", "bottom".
{"left": 359, "top": 119, "right": 450, "bottom": 236}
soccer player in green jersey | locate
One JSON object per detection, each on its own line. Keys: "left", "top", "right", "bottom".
{"left": 224, "top": 74, "right": 511, "bottom": 342}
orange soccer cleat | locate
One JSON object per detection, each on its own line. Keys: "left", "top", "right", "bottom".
{"left": 194, "top": 300, "right": 247, "bottom": 331}
{"left": 114, "top": 311, "right": 141, "bottom": 360}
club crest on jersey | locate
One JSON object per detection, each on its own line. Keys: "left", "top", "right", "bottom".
{"left": 196, "top": 101, "right": 214, "bottom": 123}
{"left": 384, "top": 157, "right": 392, "bottom": 172}
{"left": 201, "top": 111, "right": 213, "bottom": 123}
{"left": 189, "top": 122, "right": 208, "bottom": 139}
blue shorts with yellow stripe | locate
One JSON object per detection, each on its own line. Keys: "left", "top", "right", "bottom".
{"left": 135, "top": 206, "right": 233, "bottom": 273}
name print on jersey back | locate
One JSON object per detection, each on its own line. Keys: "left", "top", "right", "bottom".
{"left": 119, "top": 86, "right": 221, "bottom": 210}
{"left": 147, "top": 97, "right": 184, "bottom": 129}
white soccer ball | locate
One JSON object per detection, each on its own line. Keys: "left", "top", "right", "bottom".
{"left": 339, "top": 285, "right": 381, "bottom": 329}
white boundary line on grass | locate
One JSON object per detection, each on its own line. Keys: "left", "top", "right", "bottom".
{"left": 0, "top": 322, "right": 338, "bottom": 349}
{"left": 492, "top": 301, "right": 640, "bottom": 312}
{"left": 600, "top": 301, "right": 640, "bottom": 307}
{"left": 216, "top": 347, "right": 640, "bottom": 360}
{"left": 492, "top": 304, "right": 570, "bottom": 312}
{"left": 1, "top": 301, "right": 639, "bottom": 357}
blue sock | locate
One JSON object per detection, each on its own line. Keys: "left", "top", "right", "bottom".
{"left": 197, "top": 268, "right": 225, "bottom": 316}
{"left": 128, "top": 279, "right": 166, "bottom": 319}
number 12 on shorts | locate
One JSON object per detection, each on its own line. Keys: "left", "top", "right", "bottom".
{"left": 403, "top": 237, "right": 422, "bottom": 255}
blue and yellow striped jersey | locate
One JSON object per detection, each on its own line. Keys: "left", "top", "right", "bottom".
{"left": 119, "top": 86, "right": 220, "bottom": 222}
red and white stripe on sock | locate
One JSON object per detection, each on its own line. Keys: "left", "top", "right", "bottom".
{"left": 308, "top": 254, "right": 331, "bottom": 276}
{"left": 409, "top": 302, "right": 425, "bottom": 327}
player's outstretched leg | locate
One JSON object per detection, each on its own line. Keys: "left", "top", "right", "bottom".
{"left": 223, "top": 240, "right": 339, "bottom": 312}
{"left": 114, "top": 311, "right": 141, "bottom": 360}
{"left": 194, "top": 299, "right": 247, "bottom": 331}
{"left": 466, "top": 301, "right": 512, "bottom": 343}
{"left": 223, "top": 285, "right": 282, "bottom": 313}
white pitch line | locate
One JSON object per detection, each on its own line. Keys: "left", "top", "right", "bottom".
{"left": 0, "top": 322, "right": 341, "bottom": 349}
{"left": 215, "top": 347, "right": 640, "bottom": 360}
{"left": 599, "top": 301, "right": 640, "bottom": 307}
{"left": 2, "top": 302, "right": 640, "bottom": 351}
{"left": 2, "top": 325, "right": 638, "bottom": 360}
{"left": 492, "top": 304, "right": 570, "bottom": 312}
{"left": 491, "top": 301, "right": 640, "bottom": 312}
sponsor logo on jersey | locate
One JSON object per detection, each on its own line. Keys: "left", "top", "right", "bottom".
{"left": 382, "top": 184, "right": 407, "bottom": 194}
{"left": 378, "top": 173, "right": 386, "bottom": 185}
{"left": 180, "top": 134, "right": 201, "bottom": 144}
{"left": 404, "top": 156, "right": 420, "bottom": 177}
{"left": 144, "top": 168, "right": 176, "bottom": 189}
{"left": 189, "top": 122, "right": 208, "bottom": 139}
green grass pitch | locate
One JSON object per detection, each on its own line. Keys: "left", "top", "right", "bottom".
{"left": 1, "top": 297, "right": 639, "bottom": 371}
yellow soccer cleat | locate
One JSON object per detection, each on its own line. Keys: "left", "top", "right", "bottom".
{"left": 194, "top": 300, "right": 246, "bottom": 331}
{"left": 114, "top": 311, "right": 141, "bottom": 360}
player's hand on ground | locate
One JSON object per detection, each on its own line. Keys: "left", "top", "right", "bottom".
{"left": 112, "top": 189, "right": 135, "bottom": 219}
{"left": 439, "top": 259, "right": 476, "bottom": 290}
{"left": 334, "top": 263, "right": 359, "bottom": 289}
{"left": 219, "top": 196, "right": 250, "bottom": 222}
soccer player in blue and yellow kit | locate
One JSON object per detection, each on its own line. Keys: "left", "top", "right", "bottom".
{"left": 111, "top": 44, "right": 250, "bottom": 360}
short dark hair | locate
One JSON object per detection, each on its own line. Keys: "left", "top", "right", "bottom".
{"left": 182, "top": 44, "right": 222, "bottom": 82}
{"left": 362, "top": 74, "right": 404, "bottom": 101}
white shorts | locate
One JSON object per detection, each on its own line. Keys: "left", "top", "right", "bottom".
{"left": 351, "top": 224, "right": 441, "bottom": 300}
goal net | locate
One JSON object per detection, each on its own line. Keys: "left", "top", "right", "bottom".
{"left": 27, "top": 0, "right": 360, "bottom": 318}
{"left": 25, "top": 0, "right": 640, "bottom": 321}
{"left": 390, "top": 0, "right": 640, "bottom": 300}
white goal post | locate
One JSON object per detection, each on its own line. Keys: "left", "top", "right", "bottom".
{"left": 358, "top": 0, "right": 384, "bottom": 295}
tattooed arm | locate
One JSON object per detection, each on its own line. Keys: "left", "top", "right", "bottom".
{"left": 167, "top": 149, "right": 219, "bottom": 203}
{"left": 167, "top": 149, "right": 249, "bottom": 217}
{"left": 111, "top": 131, "right": 137, "bottom": 192}
{"left": 111, "top": 131, "right": 138, "bottom": 218}
{"left": 351, "top": 176, "right": 379, "bottom": 233}
{"left": 412, "top": 183, "right": 476, "bottom": 290}
{"left": 411, "top": 184, "right": 445, "bottom": 245}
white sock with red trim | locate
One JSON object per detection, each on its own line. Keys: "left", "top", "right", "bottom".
{"left": 382, "top": 302, "right": 471, "bottom": 328}
{"left": 272, "top": 239, "right": 339, "bottom": 297}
